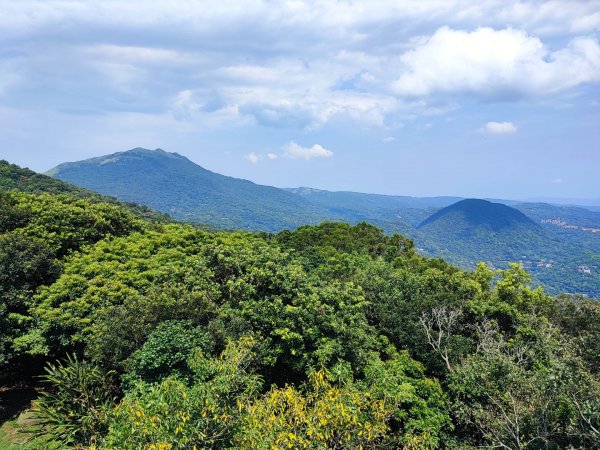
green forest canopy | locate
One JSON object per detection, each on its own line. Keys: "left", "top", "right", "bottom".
{"left": 0, "top": 174, "right": 599, "bottom": 448}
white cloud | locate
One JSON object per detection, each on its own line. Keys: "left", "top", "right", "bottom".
{"left": 483, "top": 121, "right": 518, "bottom": 134}
{"left": 282, "top": 142, "right": 333, "bottom": 160}
{"left": 383, "top": 136, "right": 396, "bottom": 143}
{"left": 266, "top": 152, "right": 278, "bottom": 160}
{"left": 2, "top": 1, "right": 599, "bottom": 39}
{"left": 552, "top": 177, "right": 563, "bottom": 184}
{"left": 393, "top": 27, "right": 600, "bottom": 98}
{"left": 163, "top": 26, "right": 599, "bottom": 128}
{"left": 1, "top": 2, "right": 600, "bottom": 131}
{"left": 245, "top": 152, "right": 260, "bottom": 163}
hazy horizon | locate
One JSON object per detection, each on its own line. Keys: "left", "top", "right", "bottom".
{"left": 31, "top": 146, "right": 600, "bottom": 206}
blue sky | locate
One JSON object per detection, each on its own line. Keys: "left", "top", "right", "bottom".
{"left": 1, "top": 1, "right": 599, "bottom": 200}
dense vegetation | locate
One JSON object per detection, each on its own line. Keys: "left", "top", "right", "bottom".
{"left": 515, "top": 202, "right": 600, "bottom": 254}
{"left": 47, "top": 149, "right": 599, "bottom": 298}
{"left": 1, "top": 174, "right": 599, "bottom": 448}
{"left": 48, "top": 148, "right": 334, "bottom": 231}
{"left": 416, "top": 200, "right": 600, "bottom": 298}
{"left": 1, "top": 160, "right": 171, "bottom": 223}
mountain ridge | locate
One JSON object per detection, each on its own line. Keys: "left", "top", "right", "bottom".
{"left": 0, "top": 159, "right": 171, "bottom": 222}
{"left": 47, "top": 148, "right": 337, "bottom": 231}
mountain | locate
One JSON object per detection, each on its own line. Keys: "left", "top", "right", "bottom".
{"left": 286, "top": 193, "right": 600, "bottom": 295}
{"left": 286, "top": 187, "right": 461, "bottom": 234}
{"left": 418, "top": 199, "right": 538, "bottom": 232}
{"left": 520, "top": 196, "right": 600, "bottom": 208}
{"left": 417, "top": 199, "right": 561, "bottom": 262}
{"left": 288, "top": 187, "right": 462, "bottom": 213}
{"left": 47, "top": 148, "right": 335, "bottom": 231}
{"left": 45, "top": 150, "right": 598, "bottom": 297}
{"left": 416, "top": 199, "right": 599, "bottom": 296}
{"left": 512, "top": 202, "right": 600, "bottom": 254}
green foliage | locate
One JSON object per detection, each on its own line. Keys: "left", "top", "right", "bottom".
{"left": 550, "top": 294, "right": 600, "bottom": 374}
{"left": 448, "top": 319, "right": 600, "bottom": 449}
{"left": 237, "top": 353, "right": 449, "bottom": 450}
{"left": 86, "top": 285, "right": 219, "bottom": 373}
{"left": 355, "top": 259, "right": 479, "bottom": 378}
{"left": 0, "top": 192, "right": 145, "bottom": 380}
{"left": 0, "top": 159, "right": 170, "bottom": 222}
{"left": 4, "top": 192, "right": 142, "bottom": 257}
{"left": 275, "top": 221, "right": 415, "bottom": 262}
{"left": 0, "top": 172, "right": 597, "bottom": 449}
{"left": 416, "top": 199, "right": 600, "bottom": 298}
{"left": 0, "top": 417, "right": 61, "bottom": 450}
{"left": 30, "top": 225, "right": 386, "bottom": 385}
{"left": 28, "top": 354, "right": 117, "bottom": 447}
{"left": 0, "top": 231, "right": 58, "bottom": 373}
{"left": 103, "top": 337, "right": 262, "bottom": 449}
{"left": 0, "top": 160, "right": 92, "bottom": 197}
{"left": 27, "top": 224, "right": 211, "bottom": 356}
{"left": 123, "top": 320, "right": 213, "bottom": 386}
{"left": 41, "top": 151, "right": 600, "bottom": 297}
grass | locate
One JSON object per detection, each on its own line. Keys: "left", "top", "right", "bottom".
{"left": 0, "top": 385, "right": 60, "bottom": 449}
{"left": 0, "top": 410, "right": 59, "bottom": 449}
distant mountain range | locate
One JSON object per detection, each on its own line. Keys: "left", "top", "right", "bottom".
{"left": 46, "top": 148, "right": 600, "bottom": 297}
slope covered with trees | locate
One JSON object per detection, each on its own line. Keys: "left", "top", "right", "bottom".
{"left": 1, "top": 169, "right": 599, "bottom": 449}
{"left": 48, "top": 148, "right": 335, "bottom": 231}
{"left": 46, "top": 150, "right": 599, "bottom": 297}
{"left": 1, "top": 160, "right": 170, "bottom": 223}
{"left": 416, "top": 199, "right": 600, "bottom": 297}
{"left": 416, "top": 199, "right": 560, "bottom": 263}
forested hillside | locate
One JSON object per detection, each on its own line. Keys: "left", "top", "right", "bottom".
{"left": 48, "top": 148, "right": 334, "bottom": 231}
{"left": 46, "top": 149, "right": 599, "bottom": 298}
{"left": 416, "top": 199, "right": 600, "bottom": 297}
{"left": 1, "top": 171, "right": 599, "bottom": 449}
{"left": 514, "top": 202, "right": 600, "bottom": 253}
{"left": 1, "top": 160, "right": 171, "bottom": 223}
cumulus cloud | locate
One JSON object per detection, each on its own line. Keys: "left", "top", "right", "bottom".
{"left": 282, "top": 142, "right": 333, "bottom": 160}
{"left": 482, "top": 121, "right": 518, "bottom": 134}
{"left": 1, "top": 1, "right": 599, "bottom": 131}
{"left": 243, "top": 144, "right": 333, "bottom": 162}
{"left": 393, "top": 27, "right": 600, "bottom": 98}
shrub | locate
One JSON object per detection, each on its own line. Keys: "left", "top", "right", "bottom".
{"left": 27, "top": 355, "right": 117, "bottom": 447}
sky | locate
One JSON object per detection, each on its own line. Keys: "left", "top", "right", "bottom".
{"left": 0, "top": 1, "right": 599, "bottom": 200}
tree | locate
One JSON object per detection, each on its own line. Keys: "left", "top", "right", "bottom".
{"left": 449, "top": 318, "right": 600, "bottom": 449}
{"left": 103, "top": 337, "right": 262, "bottom": 450}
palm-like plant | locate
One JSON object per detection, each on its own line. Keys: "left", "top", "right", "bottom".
{"left": 26, "top": 354, "right": 117, "bottom": 447}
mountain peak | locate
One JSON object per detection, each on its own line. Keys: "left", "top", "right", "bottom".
{"left": 418, "top": 198, "right": 538, "bottom": 231}
{"left": 46, "top": 148, "right": 190, "bottom": 175}
{"left": 46, "top": 148, "right": 330, "bottom": 231}
{"left": 114, "top": 147, "right": 188, "bottom": 160}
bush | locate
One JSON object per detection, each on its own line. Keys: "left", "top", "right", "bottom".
{"left": 104, "top": 337, "right": 262, "bottom": 449}
{"left": 122, "top": 320, "right": 213, "bottom": 387}
{"left": 27, "top": 355, "right": 117, "bottom": 447}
